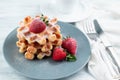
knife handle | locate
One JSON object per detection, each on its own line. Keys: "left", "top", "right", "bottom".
{"left": 106, "top": 47, "right": 120, "bottom": 69}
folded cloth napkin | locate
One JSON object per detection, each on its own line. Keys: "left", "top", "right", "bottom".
{"left": 88, "top": 40, "right": 120, "bottom": 80}
{"left": 76, "top": 22, "right": 120, "bottom": 80}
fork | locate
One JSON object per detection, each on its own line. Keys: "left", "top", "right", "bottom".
{"left": 81, "top": 19, "right": 120, "bottom": 79}
{"left": 82, "top": 19, "right": 98, "bottom": 41}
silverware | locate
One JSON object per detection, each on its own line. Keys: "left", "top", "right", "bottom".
{"left": 82, "top": 19, "right": 120, "bottom": 79}
{"left": 94, "top": 20, "right": 120, "bottom": 69}
{"left": 82, "top": 19, "right": 97, "bottom": 41}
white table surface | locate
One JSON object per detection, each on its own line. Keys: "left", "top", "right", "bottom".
{"left": 0, "top": 0, "right": 120, "bottom": 80}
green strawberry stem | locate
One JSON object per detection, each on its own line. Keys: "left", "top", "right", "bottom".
{"left": 63, "top": 36, "right": 70, "bottom": 40}
{"left": 66, "top": 53, "right": 76, "bottom": 62}
{"left": 40, "top": 14, "right": 49, "bottom": 26}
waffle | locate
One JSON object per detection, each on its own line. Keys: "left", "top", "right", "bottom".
{"left": 16, "top": 15, "right": 62, "bottom": 60}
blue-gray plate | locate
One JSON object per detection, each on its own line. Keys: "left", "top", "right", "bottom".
{"left": 3, "top": 21, "right": 91, "bottom": 79}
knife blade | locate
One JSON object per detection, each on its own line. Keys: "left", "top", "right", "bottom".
{"left": 94, "top": 20, "right": 120, "bottom": 69}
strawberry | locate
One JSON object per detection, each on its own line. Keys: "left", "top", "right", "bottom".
{"left": 52, "top": 47, "right": 66, "bottom": 61}
{"left": 29, "top": 19, "right": 46, "bottom": 33}
{"left": 62, "top": 37, "right": 77, "bottom": 55}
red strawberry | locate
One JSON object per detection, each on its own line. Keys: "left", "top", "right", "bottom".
{"left": 52, "top": 47, "right": 66, "bottom": 61}
{"left": 62, "top": 37, "right": 77, "bottom": 55}
{"left": 29, "top": 19, "right": 46, "bottom": 33}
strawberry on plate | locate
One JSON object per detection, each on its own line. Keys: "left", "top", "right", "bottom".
{"left": 52, "top": 47, "right": 66, "bottom": 61}
{"left": 62, "top": 37, "right": 77, "bottom": 55}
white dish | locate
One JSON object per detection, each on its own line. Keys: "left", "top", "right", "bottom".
{"left": 39, "top": 1, "right": 93, "bottom": 22}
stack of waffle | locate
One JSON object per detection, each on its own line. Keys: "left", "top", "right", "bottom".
{"left": 16, "top": 15, "right": 62, "bottom": 60}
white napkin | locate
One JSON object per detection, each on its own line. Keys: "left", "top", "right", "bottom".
{"left": 88, "top": 40, "right": 120, "bottom": 80}
{"left": 76, "top": 22, "right": 120, "bottom": 80}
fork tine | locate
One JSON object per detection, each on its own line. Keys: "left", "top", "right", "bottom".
{"left": 90, "top": 19, "right": 96, "bottom": 33}
{"left": 86, "top": 19, "right": 92, "bottom": 33}
{"left": 83, "top": 19, "right": 90, "bottom": 33}
{"left": 85, "top": 19, "right": 90, "bottom": 33}
{"left": 88, "top": 19, "right": 93, "bottom": 33}
{"left": 81, "top": 18, "right": 98, "bottom": 40}
{"left": 83, "top": 19, "right": 95, "bottom": 34}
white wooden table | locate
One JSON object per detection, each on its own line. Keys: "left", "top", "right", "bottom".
{"left": 0, "top": 0, "right": 120, "bottom": 80}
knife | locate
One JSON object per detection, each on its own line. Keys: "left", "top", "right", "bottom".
{"left": 94, "top": 20, "right": 120, "bottom": 69}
